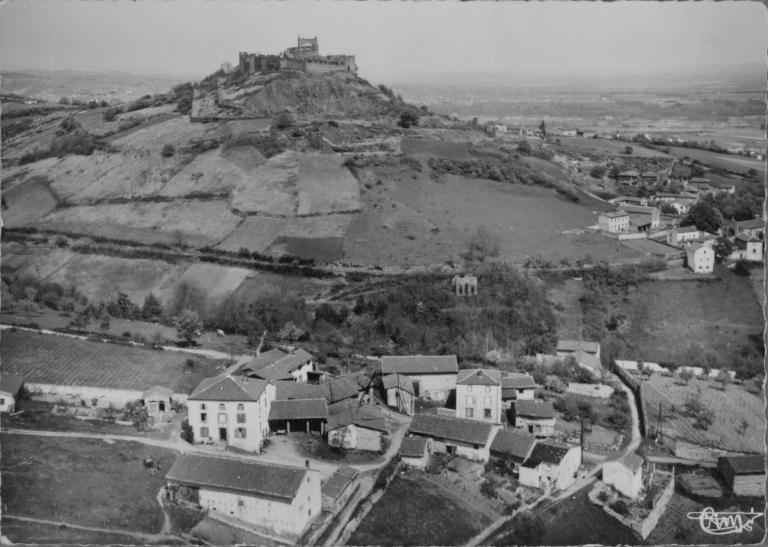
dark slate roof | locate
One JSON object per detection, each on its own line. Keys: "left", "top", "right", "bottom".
{"left": 457, "top": 369, "right": 502, "bottom": 386}
{"left": 189, "top": 376, "right": 268, "bottom": 402}
{"left": 321, "top": 465, "right": 359, "bottom": 500}
{"left": 521, "top": 458, "right": 542, "bottom": 469}
{"left": 320, "top": 377, "right": 359, "bottom": 404}
{"left": 381, "top": 355, "right": 458, "bottom": 375}
{"left": 268, "top": 398, "right": 328, "bottom": 421}
{"left": 0, "top": 373, "right": 25, "bottom": 396}
{"left": 490, "top": 429, "right": 537, "bottom": 460}
{"left": 166, "top": 453, "right": 306, "bottom": 501}
{"left": 345, "top": 371, "right": 371, "bottom": 391}
{"left": 616, "top": 452, "right": 644, "bottom": 473}
{"left": 382, "top": 374, "right": 415, "bottom": 394}
{"left": 241, "top": 348, "right": 314, "bottom": 381}
{"left": 738, "top": 219, "right": 766, "bottom": 230}
{"left": 502, "top": 376, "right": 536, "bottom": 390}
{"left": 571, "top": 349, "right": 603, "bottom": 372}
{"left": 408, "top": 414, "right": 495, "bottom": 446}
{"left": 400, "top": 437, "right": 430, "bottom": 458}
{"left": 621, "top": 205, "right": 658, "bottom": 215}
{"left": 735, "top": 233, "right": 760, "bottom": 243}
{"left": 142, "top": 385, "right": 173, "bottom": 398}
{"left": 722, "top": 455, "right": 766, "bottom": 475}
{"left": 557, "top": 341, "right": 600, "bottom": 355}
{"left": 514, "top": 400, "right": 555, "bottom": 419}
{"left": 327, "top": 398, "right": 359, "bottom": 416}
{"left": 327, "top": 404, "right": 389, "bottom": 433}
{"left": 275, "top": 382, "right": 324, "bottom": 401}
{"left": 528, "top": 440, "right": 574, "bottom": 465}
{"left": 604, "top": 211, "right": 629, "bottom": 219}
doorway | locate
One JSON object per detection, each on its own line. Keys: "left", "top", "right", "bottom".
{"left": 219, "top": 428, "right": 228, "bottom": 442}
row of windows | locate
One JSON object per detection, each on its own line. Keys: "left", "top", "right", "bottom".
{"left": 200, "top": 427, "right": 247, "bottom": 438}
{"left": 465, "top": 396, "right": 493, "bottom": 404}
{"left": 465, "top": 386, "right": 493, "bottom": 393}
{"left": 200, "top": 403, "right": 246, "bottom": 411}
{"left": 466, "top": 408, "right": 492, "bottom": 418}
{"left": 200, "top": 413, "right": 247, "bottom": 423}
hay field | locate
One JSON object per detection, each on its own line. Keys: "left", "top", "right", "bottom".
{"left": 33, "top": 200, "right": 241, "bottom": 247}
{"left": 297, "top": 153, "right": 361, "bottom": 215}
{"left": 215, "top": 216, "right": 287, "bottom": 253}
{"left": 231, "top": 151, "right": 298, "bottom": 216}
{"left": 642, "top": 374, "right": 765, "bottom": 454}
{"left": 2, "top": 177, "right": 58, "bottom": 228}
{"left": 268, "top": 236, "right": 345, "bottom": 263}
{"left": 400, "top": 138, "right": 473, "bottom": 160}
{"left": 160, "top": 263, "right": 253, "bottom": 304}
{"left": 44, "top": 254, "right": 187, "bottom": 303}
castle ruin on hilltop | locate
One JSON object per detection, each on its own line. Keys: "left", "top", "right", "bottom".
{"left": 239, "top": 37, "right": 357, "bottom": 76}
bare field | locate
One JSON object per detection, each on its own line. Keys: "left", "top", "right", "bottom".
{"left": 231, "top": 151, "right": 298, "bottom": 216}
{"left": 400, "top": 138, "right": 473, "bottom": 160}
{"left": 297, "top": 153, "right": 362, "bottom": 215}
{"left": 33, "top": 200, "right": 241, "bottom": 247}
{"left": 2, "top": 176, "right": 58, "bottom": 228}
{"left": 160, "top": 263, "right": 253, "bottom": 304}
{"left": 231, "top": 271, "right": 333, "bottom": 302}
{"left": 642, "top": 374, "right": 765, "bottom": 454}
{"left": 215, "top": 216, "right": 287, "bottom": 253}
{"left": 108, "top": 116, "right": 210, "bottom": 149}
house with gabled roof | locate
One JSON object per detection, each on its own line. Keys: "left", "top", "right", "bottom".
{"left": 142, "top": 385, "right": 174, "bottom": 425}
{"left": 326, "top": 404, "right": 390, "bottom": 452}
{"left": 489, "top": 429, "right": 537, "bottom": 470}
{"left": 321, "top": 465, "right": 360, "bottom": 513}
{"left": 407, "top": 413, "right": 500, "bottom": 463}
{"left": 603, "top": 452, "right": 644, "bottom": 498}
{"left": 187, "top": 375, "right": 276, "bottom": 453}
{"left": 165, "top": 453, "right": 321, "bottom": 538}
{"left": 518, "top": 439, "right": 581, "bottom": 491}
{"left": 609, "top": 196, "right": 649, "bottom": 207}
{"left": 239, "top": 348, "right": 317, "bottom": 383}
{"left": 732, "top": 233, "right": 764, "bottom": 262}
{"left": 268, "top": 398, "right": 328, "bottom": 434}
{"left": 400, "top": 436, "right": 432, "bottom": 469}
{"left": 0, "top": 373, "right": 25, "bottom": 413}
{"left": 569, "top": 349, "right": 604, "bottom": 380}
{"left": 382, "top": 373, "right": 415, "bottom": 416}
{"left": 726, "top": 218, "right": 765, "bottom": 240}
{"left": 456, "top": 369, "right": 503, "bottom": 424}
{"left": 512, "top": 400, "right": 556, "bottom": 437}
{"left": 686, "top": 243, "right": 714, "bottom": 274}
{"left": 617, "top": 170, "right": 639, "bottom": 184}
{"left": 598, "top": 210, "right": 630, "bottom": 233}
{"left": 557, "top": 340, "right": 601, "bottom": 361}
{"left": 381, "top": 355, "right": 458, "bottom": 401}
{"left": 717, "top": 455, "right": 766, "bottom": 497}
{"left": 501, "top": 374, "right": 537, "bottom": 409}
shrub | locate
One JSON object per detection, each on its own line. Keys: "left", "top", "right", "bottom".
{"left": 610, "top": 499, "right": 630, "bottom": 516}
{"left": 480, "top": 480, "right": 498, "bottom": 499}
{"left": 181, "top": 419, "right": 194, "bottom": 444}
{"left": 122, "top": 331, "right": 131, "bottom": 338}
{"left": 597, "top": 490, "right": 610, "bottom": 503}
{"left": 161, "top": 144, "right": 175, "bottom": 158}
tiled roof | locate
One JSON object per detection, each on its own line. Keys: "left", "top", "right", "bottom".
{"left": 514, "top": 400, "right": 554, "bottom": 419}
{"left": 268, "top": 398, "right": 328, "bottom": 421}
{"left": 0, "top": 373, "right": 25, "bottom": 396}
{"left": 604, "top": 211, "right": 629, "bottom": 219}
{"left": 738, "top": 219, "right": 765, "bottom": 230}
{"left": 381, "top": 355, "right": 458, "bottom": 375}
{"left": 722, "top": 455, "right": 765, "bottom": 475}
{"left": 616, "top": 452, "right": 644, "bottom": 473}
{"left": 571, "top": 349, "right": 603, "bottom": 372}
{"left": 408, "top": 414, "right": 495, "bottom": 445}
{"left": 687, "top": 243, "right": 706, "bottom": 253}
{"left": 457, "top": 369, "right": 502, "bottom": 386}
{"left": 557, "top": 340, "right": 600, "bottom": 355}
{"left": 400, "top": 437, "right": 430, "bottom": 458}
{"left": 619, "top": 171, "right": 639, "bottom": 177}
{"left": 275, "top": 382, "right": 324, "bottom": 401}
{"left": 502, "top": 376, "right": 536, "bottom": 389}
{"left": 676, "top": 226, "right": 698, "bottom": 233}
{"left": 321, "top": 465, "right": 359, "bottom": 500}
{"left": 735, "top": 233, "right": 760, "bottom": 243}
{"left": 166, "top": 453, "right": 306, "bottom": 501}
{"left": 320, "top": 377, "right": 360, "bottom": 404}
{"left": 621, "top": 205, "right": 658, "bottom": 215}
{"left": 142, "top": 385, "right": 173, "bottom": 398}
{"left": 528, "top": 440, "right": 575, "bottom": 465}
{"left": 189, "top": 376, "right": 269, "bottom": 402}
{"left": 345, "top": 371, "right": 371, "bottom": 391}
{"left": 327, "top": 404, "right": 389, "bottom": 433}
{"left": 241, "top": 348, "right": 314, "bottom": 381}
{"left": 382, "top": 374, "right": 415, "bottom": 394}
{"left": 490, "top": 429, "right": 537, "bottom": 460}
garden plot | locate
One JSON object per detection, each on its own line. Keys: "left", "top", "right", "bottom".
{"left": 400, "top": 138, "right": 473, "bottom": 160}
{"left": 2, "top": 176, "right": 58, "bottom": 228}
{"left": 33, "top": 200, "right": 241, "bottom": 248}
{"left": 231, "top": 151, "right": 298, "bottom": 216}
{"left": 160, "top": 263, "right": 253, "bottom": 305}
{"left": 297, "top": 153, "right": 361, "bottom": 215}
{"left": 215, "top": 216, "right": 287, "bottom": 254}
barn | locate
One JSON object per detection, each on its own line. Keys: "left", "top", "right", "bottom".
{"left": 717, "top": 455, "right": 766, "bottom": 497}
{"left": 268, "top": 398, "right": 329, "bottom": 434}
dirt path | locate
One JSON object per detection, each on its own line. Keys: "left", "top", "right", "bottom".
{"left": 156, "top": 487, "right": 172, "bottom": 536}
{"left": 2, "top": 514, "right": 179, "bottom": 544}
{"left": 321, "top": 475, "right": 374, "bottom": 547}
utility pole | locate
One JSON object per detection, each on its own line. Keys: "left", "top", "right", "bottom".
{"left": 580, "top": 415, "right": 585, "bottom": 464}
{"left": 656, "top": 402, "right": 663, "bottom": 446}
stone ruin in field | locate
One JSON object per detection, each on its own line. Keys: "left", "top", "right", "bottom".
{"left": 452, "top": 275, "right": 478, "bottom": 296}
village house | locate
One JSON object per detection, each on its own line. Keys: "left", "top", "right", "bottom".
{"left": 732, "top": 233, "right": 764, "bottom": 262}
{"left": 686, "top": 243, "right": 714, "bottom": 274}
{"left": 165, "top": 453, "right": 321, "bottom": 538}
{"left": 321, "top": 377, "right": 362, "bottom": 412}
{"left": 0, "top": 373, "right": 25, "bottom": 413}
{"left": 382, "top": 373, "right": 415, "bottom": 416}
{"left": 268, "top": 398, "right": 328, "bottom": 434}
{"left": 561, "top": 129, "right": 577, "bottom": 137}
{"left": 641, "top": 171, "right": 658, "bottom": 184}
{"left": 326, "top": 404, "right": 389, "bottom": 451}
{"left": 557, "top": 340, "right": 601, "bottom": 362}
{"left": 598, "top": 211, "right": 630, "bottom": 233}
{"left": 321, "top": 465, "right": 360, "bottom": 513}
{"left": 726, "top": 218, "right": 766, "bottom": 240}
{"left": 717, "top": 455, "right": 766, "bottom": 497}
{"left": 668, "top": 199, "right": 694, "bottom": 216}
{"left": 629, "top": 216, "right": 653, "bottom": 234}
{"left": 238, "top": 347, "right": 318, "bottom": 383}
{"left": 456, "top": 369, "right": 503, "bottom": 424}
{"left": 407, "top": 413, "right": 500, "bottom": 463}
{"left": 620, "top": 205, "right": 661, "bottom": 229}
{"left": 489, "top": 429, "right": 538, "bottom": 473}
{"left": 654, "top": 192, "right": 696, "bottom": 203}
{"left": 667, "top": 226, "right": 701, "bottom": 247}
{"left": 187, "top": 375, "right": 276, "bottom": 453}
{"left": 518, "top": 440, "right": 582, "bottom": 491}
{"left": 602, "top": 452, "right": 644, "bottom": 499}
{"left": 381, "top": 355, "right": 458, "bottom": 402}
{"left": 399, "top": 436, "right": 432, "bottom": 469}
{"left": 142, "top": 385, "right": 174, "bottom": 425}
{"left": 609, "top": 196, "right": 649, "bottom": 207}
{"left": 512, "top": 400, "right": 556, "bottom": 437}
{"left": 568, "top": 349, "right": 603, "bottom": 380}
{"left": 501, "top": 374, "right": 537, "bottom": 410}
{"left": 617, "top": 170, "right": 639, "bottom": 184}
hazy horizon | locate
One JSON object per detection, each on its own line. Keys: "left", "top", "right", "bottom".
{"left": 1, "top": 0, "right": 766, "bottom": 87}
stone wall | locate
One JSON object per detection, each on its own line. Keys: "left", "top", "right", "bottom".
{"left": 27, "top": 382, "right": 143, "bottom": 408}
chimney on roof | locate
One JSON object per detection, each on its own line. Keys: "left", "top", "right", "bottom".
{"left": 477, "top": 371, "right": 483, "bottom": 378}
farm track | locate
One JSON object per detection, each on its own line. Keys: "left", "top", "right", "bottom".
{"left": 2, "top": 514, "right": 179, "bottom": 544}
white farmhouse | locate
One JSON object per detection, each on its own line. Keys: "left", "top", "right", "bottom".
{"left": 166, "top": 453, "right": 321, "bottom": 538}
{"left": 407, "top": 414, "right": 500, "bottom": 463}
{"left": 381, "top": 355, "right": 459, "bottom": 402}
{"left": 519, "top": 440, "right": 582, "bottom": 491}
{"left": 187, "top": 375, "right": 276, "bottom": 453}
{"left": 686, "top": 243, "right": 714, "bottom": 274}
{"left": 456, "top": 369, "right": 503, "bottom": 424}
{"left": 598, "top": 211, "right": 630, "bottom": 233}
{"left": 603, "top": 452, "right": 644, "bottom": 499}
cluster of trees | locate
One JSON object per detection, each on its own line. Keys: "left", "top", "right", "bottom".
{"left": 701, "top": 184, "right": 764, "bottom": 223}
{"left": 428, "top": 156, "right": 550, "bottom": 187}
{"left": 18, "top": 116, "right": 108, "bottom": 165}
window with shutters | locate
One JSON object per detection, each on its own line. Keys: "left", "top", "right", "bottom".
{"left": 200, "top": 413, "right": 207, "bottom": 422}
{"left": 200, "top": 427, "right": 209, "bottom": 438}
{"left": 237, "top": 414, "right": 246, "bottom": 423}
{"left": 466, "top": 408, "right": 474, "bottom": 417}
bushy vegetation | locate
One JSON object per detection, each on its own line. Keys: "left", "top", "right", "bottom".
{"left": 18, "top": 117, "right": 110, "bottom": 165}
{"left": 222, "top": 133, "right": 286, "bottom": 158}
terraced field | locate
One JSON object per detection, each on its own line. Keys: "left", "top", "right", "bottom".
{"left": 215, "top": 216, "right": 287, "bottom": 253}
{"left": 0, "top": 246, "right": 76, "bottom": 281}
{"left": 230, "top": 151, "right": 298, "bottom": 216}
{"left": 160, "top": 263, "right": 253, "bottom": 305}
{"left": 297, "top": 153, "right": 361, "bottom": 215}
{"left": 2, "top": 176, "right": 58, "bottom": 228}
{"left": 400, "top": 138, "right": 473, "bottom": 160}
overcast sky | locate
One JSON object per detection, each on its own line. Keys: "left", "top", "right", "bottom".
{"left": 1, "top": 1, "right": 766, "bottom": 85}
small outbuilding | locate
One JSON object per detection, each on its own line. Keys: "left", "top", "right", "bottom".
{"left": 717, "top": 455, "right": 766, "bottom": 497}
{"left": 382, "top": 373, "right": 415, "bottom": 416}
{"left": 489, "top": 429, "right": 537, "bottom": 472}
{"left": 603, "top": 452, "right": 644, "bottom": 499}
{"left": 142, "top": 385, "right": 174, "bottom": 425}
{"left": 321, "top": 465, "right": 360, "bottom": 513}
{"left": 0, "top": 373, "right": 25, "bottom": 413}
{"left": 326, "top": 404, "right": 389, "bottom": 451}
{"left": 400, "top": 436, "right": 432, "bottom": 469}
{"left": 511, "top": 400, "right": 556, "bottom": 437}
{"left": 268, "top": 398, "right": 329, "bottom": 434}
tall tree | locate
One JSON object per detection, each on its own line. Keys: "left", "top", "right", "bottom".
{"left": 538, "top": 120, "right": 547, "bottom": 138}
{"left": 142, "top": 292, "right": 164, "bottom": 322}
{"left": 174, "top": 310, "right": 203, "bottom": 346}
{"left": 681, "top": 201, "right": 723, "bottom": 234}
{"left": 98, "top": 311, "right": 111, "bottom": 334}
